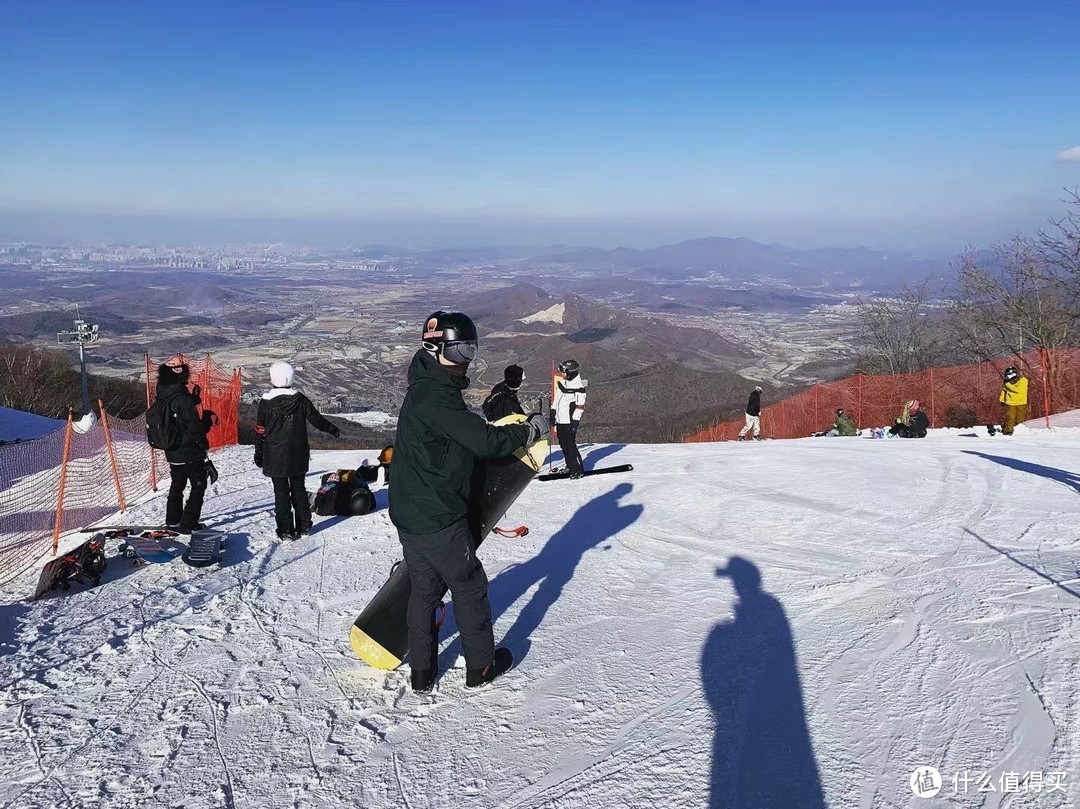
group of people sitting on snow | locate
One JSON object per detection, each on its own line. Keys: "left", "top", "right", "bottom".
{"left": 808, "top": 365, "right": 1029, "bottom": 439}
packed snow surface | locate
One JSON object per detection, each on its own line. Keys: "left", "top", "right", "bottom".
{"left": 2, "top": 430, "right": 1080, "bottom": 808}
{"left": 0, "top": 407, "right": 63, "bottom": 442}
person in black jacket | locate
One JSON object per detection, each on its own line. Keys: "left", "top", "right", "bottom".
{"left": 390, "top": 311, "right": 547, "bottom": 693}
{"left": 481, "top": 364, "right": 526, "bottom": 422}
{"left": 738, "top": 386, "right": 763, "bottom": 441}
{"left": 156, "top": 362, "right": 211, "bottom": 533}
{"left": 888, "top": 399, "right": 930, "bottom": 438}
{"left": 254, "top": 361, "right": 340, "bottom": 539}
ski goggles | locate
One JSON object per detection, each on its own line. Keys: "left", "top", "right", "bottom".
{"left": 441, "top": 340, "right": 478, "bottom": 365}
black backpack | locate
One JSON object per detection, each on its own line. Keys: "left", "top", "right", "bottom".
{"left": 146, "top": 397, "right": 182, "bottom": 450}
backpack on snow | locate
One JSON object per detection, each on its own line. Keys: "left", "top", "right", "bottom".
{"left": 312, "top": 469, "right": 375, "bottom": 517}
{"left": 146, "top": 397, "right": 182, "bottom": 451}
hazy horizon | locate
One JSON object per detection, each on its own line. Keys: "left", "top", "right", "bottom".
{"left": 0, "top": 204, "right": 1070, "bottom": 257}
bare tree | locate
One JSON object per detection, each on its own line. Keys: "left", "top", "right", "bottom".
{"left": 1038, "top": 187, "right": 1080, "bottom": 306}
{"left": 949, "top": 234, "right": 1075, "bottom": 370}
{"left": 856, "top": 278, "right": 948, "bottom": 374}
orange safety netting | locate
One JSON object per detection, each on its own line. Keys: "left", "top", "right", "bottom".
{"left": 685, "top": 347, "right": 1080, "bottom": 442}
{"left": 0, "top": 354, "right": 242, "bottom": 585}
{"left": 146, "top": 353, "right": 242, "bottom": 449}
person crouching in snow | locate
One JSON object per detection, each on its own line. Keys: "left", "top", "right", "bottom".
{"left": 998, "top": 365, "right": 1028, "bottom": 435}
{"left": 254, "top": 361, "right": 340, "bottom": 540}
{"left": 888, "top": 399, "right": 930, "bottom": 438}
{"left": 738, "top": 386, "right": 763, "bottom": 440}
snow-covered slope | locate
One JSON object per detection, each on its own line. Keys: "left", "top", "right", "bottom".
{"left": 2, "top": 430, "right": 1079, "bottom": 808}
{"left": 0, "top": 406, "right": 63, "bottom": 442}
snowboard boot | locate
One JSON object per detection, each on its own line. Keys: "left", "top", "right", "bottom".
{"left": 465, "top": 648, "right": 514, "bottom": 688}
{"left": 276, "top": 530, "right": 299, "bottom": 541}
{"left": 411, "top": 669, "right": 436, "bottom": 693}
{"left": 176, "top": 522, "right": 207, "bottom": 535}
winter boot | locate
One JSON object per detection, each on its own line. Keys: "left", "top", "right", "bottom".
{"left": 411, "top": 669, "right": 436, "bottom": 693}
{"left": 176, "top": 522, "right": 207, "bottom": 535}
{"left": 465, "top": 648, "right": 514, "bottom": 688}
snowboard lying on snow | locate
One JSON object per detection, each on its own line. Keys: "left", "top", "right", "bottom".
{"left": 82, "top": 525, "right": 226, "bottom": 567}
{"left": 350, "top": 414, "right": 548, "bottom": 670}
{"left": 538, "top": 463, "right": 633, "bottom": 482}
{"left": 33, "top": 534, "right": 108, "bottom": 600}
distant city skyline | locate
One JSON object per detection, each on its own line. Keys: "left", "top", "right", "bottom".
{"left": 2, "top": 0, "right": 1078, "bottom": 253}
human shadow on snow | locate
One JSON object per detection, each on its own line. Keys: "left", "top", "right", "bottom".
{"left": 963, "top": 450, "right": 1080, "bottom": 495}
{"left": 584, "top": 443, "right": 625, "bottom": 469}
{"left": 701, "top": 557, "right": 825, "bottom": 809}
{"left": 438, "top": 482, "right": 642, "bottom": 669}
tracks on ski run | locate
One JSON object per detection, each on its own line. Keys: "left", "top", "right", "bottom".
{"left": 3, "top": 437, "right": 1080, "bottom": 808}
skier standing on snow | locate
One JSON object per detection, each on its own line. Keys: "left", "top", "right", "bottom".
{"left": 553, "top": 359, "right": 587, "bottom": 478}
{"left": 998, "top": 366, "right": 1028, "bottom": 435}
{"left": 253, "top": 361, "right": 340, "bottom": 540}
{"left": 481, "top": 364, "right": 526, "bottom": 422}
{"left": 155, "top": 361, "right": 211, "bottom": 533}
{"left": 389, "top": 311, "right": 548, "bottom": 693}
{"left": 738, "top": 386, "right": 763, "bottom": 441}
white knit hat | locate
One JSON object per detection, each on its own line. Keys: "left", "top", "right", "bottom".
{"left": 270, "top": 361, "right": 294, "bottom": 388}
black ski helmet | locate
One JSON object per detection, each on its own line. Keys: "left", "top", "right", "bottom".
{"left": 422, "top": 311, "right": 479, "bottom": 365}
{"left": 1003, "top": 365, "right": 1020, "bottom": 382}
{"left": 558, "top": 359, "right": 580, "bottom": 379}
{"left": 836, "top": 408, "right": 845, "bottom": 416}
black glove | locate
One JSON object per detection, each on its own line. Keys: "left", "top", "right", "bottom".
{"left": 549, "top": 408, "right": 556, "bottom": 425}
{"left": 191, "top": 384, "right": 202, "bottom": 405}
{"left": 330, "top": 426, "right": 341, "bottom": 438}
{"left": 254, "top": 451, "right": 263, "bottom": 468}
{"left": 205, "top": 459, "right": 219, "bottom": 485}
{"left": 526, "top": 412, "right": 550, "bottom": 444}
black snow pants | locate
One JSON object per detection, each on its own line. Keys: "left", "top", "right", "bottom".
{"left": 272, "top": 475, "right": 311, "bottom": 535}
{"left": 398, "top": 518, "right": 494, "bottom": 671}
{"left": 166, "top": 459, "right": 207, "bottom": 529}
{"left": 556, "top": 422, "right": 584, "bottom": 475}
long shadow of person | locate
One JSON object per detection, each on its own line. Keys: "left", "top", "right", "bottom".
{"left": 963, "top": 450, "right": 1080, "bottom": 495}
{"left": 440, "top": 482, "right": 642, "bottom": 669}
{"left": 584, "top": 443, "right": 625, "bottom": 470}
{"left": 702, "top": 557, "right": 825, "bottom": 809}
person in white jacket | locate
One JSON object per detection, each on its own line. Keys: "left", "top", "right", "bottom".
{"left": 553, "top": 359, "right": 587, "bottom": 478}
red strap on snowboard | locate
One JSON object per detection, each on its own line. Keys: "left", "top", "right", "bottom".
{"left": 434, "top": 603, "right": 447, "bottom": 631}
{"left": 492, "top": 525, "right": 529, "bottom": 538}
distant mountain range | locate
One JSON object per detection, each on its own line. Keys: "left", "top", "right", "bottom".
{"left": 460, "top": 283, "right": 762, "bottom": 442}
{"left": 527, "top": 236, "right": 949, "bottom": 289}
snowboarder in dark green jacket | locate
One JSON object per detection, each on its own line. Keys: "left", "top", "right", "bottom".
{"left": 389, "top": 311, "right": 547, "bottom": 694}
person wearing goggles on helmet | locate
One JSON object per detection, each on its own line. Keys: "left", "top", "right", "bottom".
{"left": 998, "top": 365, "right": 1028, "bottom": 435}
{"left": 389, "top": 311, "right": 548, "bottom": 693}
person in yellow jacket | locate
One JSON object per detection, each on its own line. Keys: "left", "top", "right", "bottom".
{"left": 998, "top": 366, "right": 1028, "bottom": 435}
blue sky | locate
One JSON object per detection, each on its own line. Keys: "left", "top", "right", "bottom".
{"left": 1, "top": 0, "right": 1078, "bottom": 250}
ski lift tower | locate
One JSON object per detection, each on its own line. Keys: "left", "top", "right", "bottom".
{"left": 57, "top": 307, "right": 100, "bottom": 417}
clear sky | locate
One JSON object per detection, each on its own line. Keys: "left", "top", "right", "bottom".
{"left": 1, "top": 0, "right": 1078, "bottom": 251}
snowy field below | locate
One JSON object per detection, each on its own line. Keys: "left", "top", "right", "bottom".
{"left": 2, "top": 430, "right": 1080, "bottom": 808}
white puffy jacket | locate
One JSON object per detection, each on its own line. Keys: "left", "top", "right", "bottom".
{"left": 554, "top": 375, "right": 587, "bottom": 424}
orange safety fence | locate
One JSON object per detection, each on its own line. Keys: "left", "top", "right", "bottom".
{"left": 0, "top": 354, "right": 242, "bottom": 585}
{"left": 685, "top": 347, "right": 1080, "bottom": 443}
